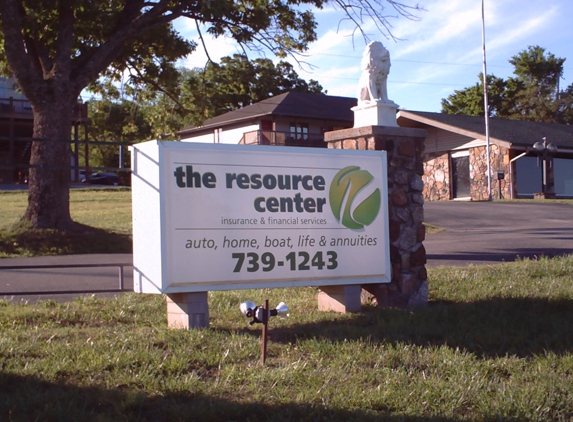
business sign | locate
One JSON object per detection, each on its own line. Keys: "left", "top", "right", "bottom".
{"left": 131, "top": 141, "right": 390, "bottom": 293}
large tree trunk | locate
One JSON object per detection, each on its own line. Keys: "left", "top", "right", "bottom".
{"left": 22, "top": 99, "right": 76, "bottom": 231}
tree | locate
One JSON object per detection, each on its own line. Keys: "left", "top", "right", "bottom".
{"left": 88, "top": 56, "right": 324, "bottom": 142}
{"left": 86, "top": 98, "right": 152, "bottom": 168}
{"left": 441, "top": 46, "right": 572, "bottom": 123}
{"left": 0, "top": 0, "right": 422, "bottom": 231}
{"left": 507, "top": 46, "right": 565, "bottom": 122}
{"left": 178, "top": 55, "right": 324, "bottom": 127}
{"left": 441, "top": 74, "right": 511, "bottom": 117}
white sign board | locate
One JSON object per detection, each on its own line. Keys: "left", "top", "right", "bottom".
{"left": 131, "top": 141, "right": 390, "bottom": 293}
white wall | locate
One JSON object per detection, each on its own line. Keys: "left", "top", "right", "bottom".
{"left": 181, "top": 123, "right": 260, "bottom": 144}
{"left": 184, "top": 132, "right": 216, "bottom": 143}
{"left": 221, "top": 124, "right": 259, "bottom": 143}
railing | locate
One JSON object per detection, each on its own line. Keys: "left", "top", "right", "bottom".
{"left": 240, "top": 130, "right": 288, "bottom": 145}
{"left": 0, "top": 262, "right": 131, "bottom": 296}
{"left": 239, "top": 130, "right": 327, "bottom": 148}
{"left": 0, "top": 97, "right": 88, "bottom": 120}
{"left": 0, "top": 97, "right": 33, "bottom": 115}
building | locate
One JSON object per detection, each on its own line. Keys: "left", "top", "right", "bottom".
{"left": 0, "top": 77, "right": 89, "bottom": 184}
{"left": 0, "top": 77, "right": 34, "bottom": 183}
{"left": 178, "top": 91, "right": 356, "bottom": 147}
{"left": 397, "top": 110, "right": 573, "bottom": 200}
{"left": 179, "top": 92, "right": 573, "bottom": 200}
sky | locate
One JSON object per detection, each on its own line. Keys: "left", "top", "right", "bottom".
{"left": 174, "top": 0, "right": 573, "bottom": 113}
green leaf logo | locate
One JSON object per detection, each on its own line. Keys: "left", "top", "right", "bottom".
{"left": 329, "top": 166, "right": 381, "bottom": 229}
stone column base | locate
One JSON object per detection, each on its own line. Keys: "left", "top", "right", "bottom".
{"left": 352, "top": 101, "right": 399, "bottom": 128}
{"left": 166, "top": 292, "right": 209, "bottom": 329}
{"left": 318, "top": 285, "right": 362, "bottom": 313}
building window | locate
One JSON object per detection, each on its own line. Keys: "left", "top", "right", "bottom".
{"left": 290, "top": 122, "right": 309, "bottom": 140}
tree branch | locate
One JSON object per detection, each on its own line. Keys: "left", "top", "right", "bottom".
{"left": 53, "top": 2, "right": 75, "bottom": 83}
{"left": 0, "top": 0, "right": 44, "bottom": 99}
{"left": 126, "top": 59, "right": 185, "bottom": 107}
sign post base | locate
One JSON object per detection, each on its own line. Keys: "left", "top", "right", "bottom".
{"left": 166, "top": 292, "right": 209, "bottom": 329}
{"left": 318, "top": 285, "right": 362, "bottom": 313}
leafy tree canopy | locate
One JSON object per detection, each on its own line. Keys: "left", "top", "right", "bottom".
{"left": 441, "top": 46, "right": 572, "bottom": 124}
{"left": 0, "top": 0, "right": 422, "bottom": 230}
{"left": 176, "top": 54, "right": 324, "bottom": 128}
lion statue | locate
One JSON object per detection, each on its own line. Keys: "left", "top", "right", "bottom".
{"left": 357, "top": 41, "right": 391, "bottom": 105}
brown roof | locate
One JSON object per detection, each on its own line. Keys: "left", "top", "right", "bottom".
{"left": 398, "top": 110, "right": 573, "bottom": 151}
{"left": 179, "top": 92, "right": 356, "bottom": 136}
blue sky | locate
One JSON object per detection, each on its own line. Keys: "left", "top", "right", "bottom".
{"left": 174, "top": 0, "right": 572, "bottom": 112}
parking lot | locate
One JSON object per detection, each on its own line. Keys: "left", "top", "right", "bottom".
{"left": 424, "top": 201, "right": 573, "bottom": 267}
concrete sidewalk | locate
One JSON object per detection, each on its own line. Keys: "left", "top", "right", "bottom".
{"left": 0, "top": 254, "right": 133, "bottom": 302}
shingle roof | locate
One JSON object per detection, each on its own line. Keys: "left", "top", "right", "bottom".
{"left": 398, "top": 110, "right": 573, "bottom": 151}
{"left": 178, "top": 92, "right": 356, "bottom": 136}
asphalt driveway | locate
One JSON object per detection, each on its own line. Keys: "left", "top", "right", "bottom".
{"left": 424, "top": 201, "right": 573, "bottom": 267}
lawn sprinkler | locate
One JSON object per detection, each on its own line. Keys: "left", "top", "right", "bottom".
{"left": 240, "top": 299, "right": 288, "bottom": 364}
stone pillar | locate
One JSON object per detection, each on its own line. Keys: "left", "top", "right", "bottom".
{"left": 324, "top": 125, "right": 428, "bottom": 308}
{"left": 166, "top": 292, "right": 210, "bottom": 329}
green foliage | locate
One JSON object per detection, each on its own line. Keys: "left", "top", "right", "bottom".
{"left": 0, "top": 256, "right": 573, "bottom": 420}
{"left": 83, "top": 98, "right": 152, "bottom": 168}
{"left": 87, "top": 55, "right": 325, "bottom": 141}
{"left": 442, "top": 45, "right": 572, "bottom": 123}
{"left": 441, "top": 73, "right": 518, "bottom": 117}
{"left": 178, "top": 54, "right": 324, "bottom": 127}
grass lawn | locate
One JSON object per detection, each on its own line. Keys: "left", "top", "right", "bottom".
{"left": 0, "top": 189, "right": 572, "bottom": 420}
{"left": 0, "top": 188, "right": 132, "bottom": 257}
{"left": 1, "top": 256, "right": 572, "bottom": 421}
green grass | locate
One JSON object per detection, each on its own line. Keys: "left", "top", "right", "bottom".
{"left": 1, "top": 255, "right": 573, "bottom": 421}
{"left": 0, "top": 189, "right": 132, "bottom": 257}
{"left": 423, "top": 222, "right": 444, "bottom": 234}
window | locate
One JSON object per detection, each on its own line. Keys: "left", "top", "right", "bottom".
{"left": 290, "top": 122, "right": 309, "bottom": 140}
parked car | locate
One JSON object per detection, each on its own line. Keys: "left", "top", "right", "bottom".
{"left": 81, "top": 172, "right": 122, "bottom": 186}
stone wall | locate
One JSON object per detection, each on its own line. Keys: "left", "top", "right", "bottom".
{"left": 470, "top": 144, "right": 511, "bottom": 200}
{"left": 423, "top": 152, "right": 450, "bottom": 201}
{"left": 324, "top": 126, "right": 428, "bottom": 308}
{"left": 421, "top": 145, "right": 512, "bottom": 202}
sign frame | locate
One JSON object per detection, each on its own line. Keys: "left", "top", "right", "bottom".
{"left": 131, "top": 141, "right": 390, "bottom": 294}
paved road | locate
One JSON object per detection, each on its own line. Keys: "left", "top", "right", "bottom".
{"left": 1, "top": 201, "right": 571, "bottom": 301}
{"left": 424, "top": 201, "right": 573, "bottom": 267}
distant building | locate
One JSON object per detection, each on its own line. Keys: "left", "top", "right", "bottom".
{"left": 397, "top": 110, "right": 573, "bottom": 200}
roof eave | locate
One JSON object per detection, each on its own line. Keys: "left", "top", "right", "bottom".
{"left": 398, "top": 110, "right": 512, "bottom": 149}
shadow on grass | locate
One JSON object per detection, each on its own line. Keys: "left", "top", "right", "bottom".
{"left": 0, "top": 372, "right": 458, "bottom": 422}
{"left": 265, "top": 297, "right": 573, "bottom": 359}
{"left": 0, "top": 223, "right": 132, "bottom": 256}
